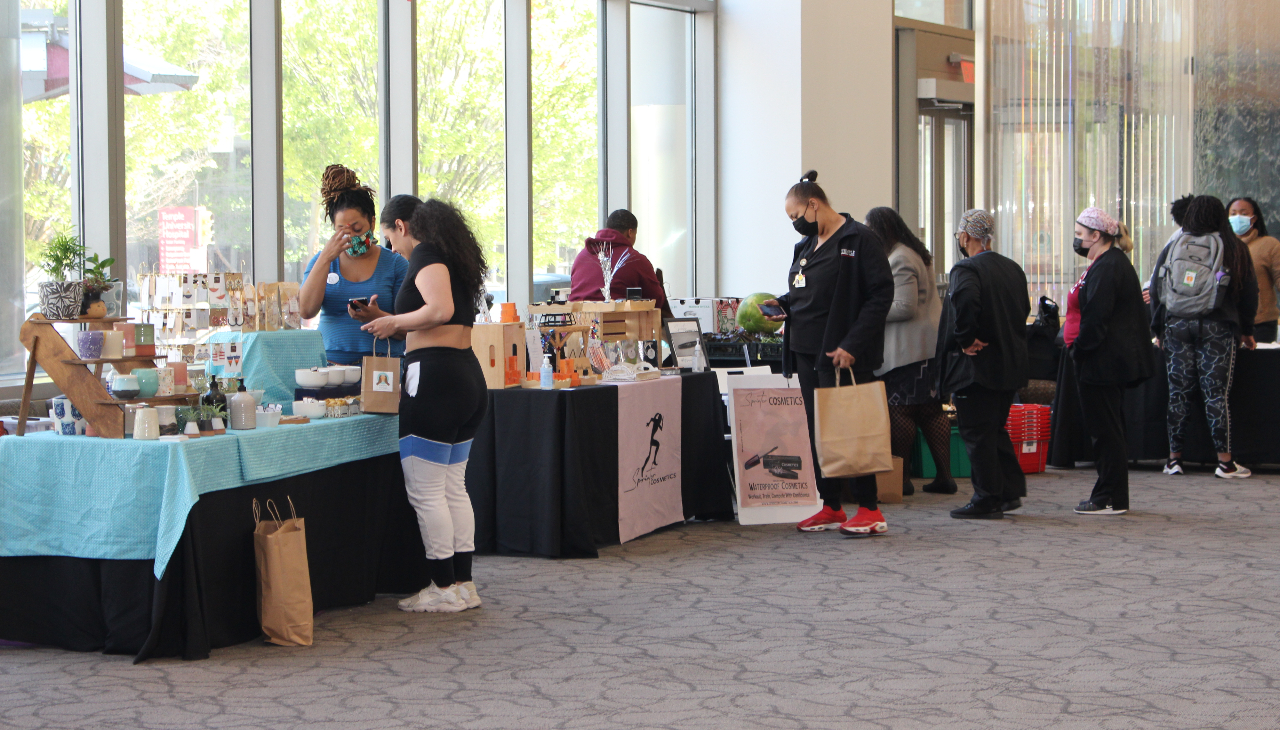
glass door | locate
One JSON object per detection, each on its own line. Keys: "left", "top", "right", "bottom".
{"left": 918, "top": 107, "right": 972, "bottom": 281}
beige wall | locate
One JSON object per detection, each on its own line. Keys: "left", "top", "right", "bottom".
{"left": 800, "top": 0, "right": 895, "bottom": 219}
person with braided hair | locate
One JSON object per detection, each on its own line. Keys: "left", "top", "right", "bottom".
{"left": 300, "top": 164, "right": 409, "bottom": 365}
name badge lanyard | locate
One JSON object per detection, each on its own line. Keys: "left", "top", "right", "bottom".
{"left": 793, "top": 240, "right": 818, "bottom": 288}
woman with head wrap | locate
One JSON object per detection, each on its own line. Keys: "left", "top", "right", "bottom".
{"left": 1063, "top": 207, "right": 1154, "bottom": 515}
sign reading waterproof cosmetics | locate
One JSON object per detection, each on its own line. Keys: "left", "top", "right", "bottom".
{"left": 616, "top": 377, "right": 684, "bottom": 543}
{"left": 731, "top": 388, "right": 819, "bottom": 507}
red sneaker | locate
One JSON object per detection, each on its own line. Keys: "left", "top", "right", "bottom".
{"left": 838, "top": 507, "right": 888, "bottom": 537}
{"left": 796, "top": 506, "right": 847, "bottom": 532}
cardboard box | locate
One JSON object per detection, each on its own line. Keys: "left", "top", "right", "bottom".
{"left": 715, "top": 298, "right": 741, "bottom": 333}
{"left": 874, "top": 457, "right": 906, "bottom": 504}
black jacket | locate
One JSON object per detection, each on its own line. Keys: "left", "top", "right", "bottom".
{"left": 1069, "top": 247, "right": 1155, "bottom": 387}
{"left": 938, "top": 250, "right": 1031, "bottom": 395}
{"left": 1148, "top": 233, "right": 1259, "bottom": 337}
{"left": 777, "top": 215, "right": 893, "bottom": 376}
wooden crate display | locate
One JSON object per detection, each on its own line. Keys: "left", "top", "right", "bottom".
{"left": 471, "top": 322, "right": 526, "bottom": 389}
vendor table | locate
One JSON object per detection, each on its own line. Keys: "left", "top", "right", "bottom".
{"left": 0, "top": 373, "right": 732, "bottom": 660}
{"left": 1050, "top": 345, "right": 1280, "bottom": 466}
{"left": 206, "top": 330, "right": 327, "bottom": 409}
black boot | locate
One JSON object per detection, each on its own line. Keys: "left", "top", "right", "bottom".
{"left": 902, "top": 474, "right": 915, "bottom": 496}
{"left": 922, "top": 478, "right": 958, "bottom": 495}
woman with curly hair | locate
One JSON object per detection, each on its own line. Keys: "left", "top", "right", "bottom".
{"left": 299, "top": 164, "right": 409, "bottom": 364}
{"left": 363, "top": 199, "right": 489, "bottom": 613}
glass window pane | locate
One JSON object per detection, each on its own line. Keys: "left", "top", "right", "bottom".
{"left": 630, "top": 4, "right": 691, "bottom": 298}
{"left": 418, "top": 0, "right": 505, "bottom": 295}
{"left": 123, "top": 0, "right": 252, "bottom": 315}
{"left": 532, "top": 0, "right": 598, "bottom": 283}
{"left": 12, "top": 3, "right": 72, "bottom": 375}
{"left": 282, "top": 0, "right": 379, "bottom": 284}
{"left": 895, "top": 0, "right": 972, "bottom": 29}
{"left": 918, "top": 114, "right": 934, "bottom": 262}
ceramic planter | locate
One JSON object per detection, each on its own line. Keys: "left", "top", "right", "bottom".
{"left": 110, "top": 374, "right": 141, "bottom": 400}
{"left": 39, "top": 281, "right": 84, "bottom": 320}
{"left": 134, "top": 368, "right": 159, "bottom": 398}
{"left": 77, "top": 331, "right": 104, "bottom": 359}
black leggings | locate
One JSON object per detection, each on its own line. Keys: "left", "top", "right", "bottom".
{"left": 889, "top": 402, "right": 953, "bottom": 486}
{"left": 793, "top": 352, "right": 878, "bottom": 511}
{"left": 399, "top": 347, "right": 489, "bottom": 443}
{"left": 1164, "top": 318, "right": 1235, "bottom": 455}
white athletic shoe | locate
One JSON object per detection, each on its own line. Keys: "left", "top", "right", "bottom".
{"left": 398, "top": 584, "right": 468, "bottom": 613}
{"left": 1215, "top": 462, "right": 1252, "bottom": 479}
{"left": 1163, "top": 459, "right": 1184, "bottom": 475}
{"left": 456, "top": 581, "right": 482, "bottom": 609}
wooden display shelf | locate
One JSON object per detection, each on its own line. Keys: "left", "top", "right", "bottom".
{"left": 36, "top": 316, "right": 132, "bottom": 324}
{"left": 62, "top": 356, "right": 165, "bottom": 375}
{"left": 93, "top": 394, "right": 199, "bottom": 406}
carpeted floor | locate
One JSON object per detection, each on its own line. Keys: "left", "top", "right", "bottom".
{"left": 3, "top": 465, "right": 1280, "bottom": 730}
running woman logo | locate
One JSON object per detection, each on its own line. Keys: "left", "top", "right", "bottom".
{"left": 627, "top": 411, "right": 678, "bottom": 492}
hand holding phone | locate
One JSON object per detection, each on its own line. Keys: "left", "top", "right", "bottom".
{"left": 758, "top": 300, "right": 786, "bottom": 320}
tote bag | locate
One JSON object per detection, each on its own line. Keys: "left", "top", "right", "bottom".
{"left": 813, "top": 369, "right": 893, "bottom": 478}
{"left": 361, "top": 337, "right": 401, "bottom": 414}
{"left": 253, "top": 497, "right": 313, "bottom": 647}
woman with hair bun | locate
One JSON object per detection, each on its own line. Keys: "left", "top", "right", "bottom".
{"left": 299, "top": 164, "right": 409, "bottom": 365}
{"left": 362, "top": 199, "right": 489, "bottom": 613}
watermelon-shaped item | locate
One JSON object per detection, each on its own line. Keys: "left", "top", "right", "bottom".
{"left": 737, "top": 292, "right": 783, "bottom": 334}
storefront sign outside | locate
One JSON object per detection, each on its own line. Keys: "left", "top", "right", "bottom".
{"left": 158, "top": 206, "right": 208, "bottom": 274}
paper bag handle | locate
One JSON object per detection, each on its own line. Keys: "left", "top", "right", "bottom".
{"left": 255, "top": 497, "right": 298, "bottom": 527}
{"left": 371, "top": 336, "right": 392, "bottom": 358}
{"left": 834, "top": 366, "right": 856, "bottom": 388}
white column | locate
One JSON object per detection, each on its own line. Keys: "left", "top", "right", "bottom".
{"left": 379, "top": 0, "right": 417, "bottom": 204}
{"left": 973, "top": 0, "right": 990, "bottom": 209}
{"left": 71, "top": 0, "right": 125, "bottom": 271}
{"left": 692, "top": 8, "right": 717, "bottom": 296}
{"left": 599, "top": 0, "right": 630, "bottom": 221}
{"left": 504, "top": 0, "right": 533, "bottom": 307}
{"left": 250, "top": 0, "right": 283, "bottom": 284}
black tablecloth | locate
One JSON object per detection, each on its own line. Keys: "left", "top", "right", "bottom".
{"left": 1051, "top": 345, "right": 1280, "bottom": 466}
{"left": 469, "top": 371, "right": 734, "bottom": 558}
{"left": 0, "top": 372, "right": 733, "bottom": 660}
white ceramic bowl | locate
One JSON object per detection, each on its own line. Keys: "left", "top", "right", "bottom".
{"left": 295, "top": 368, "right": 328, "bottom": 388}
{"left": 342, "top": 366, "right": 361, "bottom": 384}
{"left": 292, "top": 401, "right": 327, "bottom": 419}
{"left": 246, "top": 389, "right": 266, "bottom": 406}
{"left": 325, "top": 367, "right": 344, "bottom": 386}
{"left": 256, "top": 410, "right": 282, "bottom": 428}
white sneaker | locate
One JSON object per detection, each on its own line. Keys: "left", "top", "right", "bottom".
{"left": 397, "top": 584, "right": 467, "bottom": 613}
{"left": 1163, "top": 459, "right": 1184, "bottom": 475}
{"left": 1215, "top": 462, "right": 1252, "bottom": 479}
{"left": 456, "top": 581, "right": 482, "bottom": 609}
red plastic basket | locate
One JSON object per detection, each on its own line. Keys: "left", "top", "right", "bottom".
{"left": 1007, "top": 405, "right": 1051, "bottom": 474}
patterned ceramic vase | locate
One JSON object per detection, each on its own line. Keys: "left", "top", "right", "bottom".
{"left": 38, "top": 281, "right": 84, "bottom": 320}
{"left": 51, "top": 396, "right": 75, "bottom": 435}
{"left": 77, "top": 331, "right": 104, "bottom": 359}
{"left": 156, "top": 367, "right": 175, "bottom": 397}
{"left": 134, "top": 368, "right": 159, "bottom": 398}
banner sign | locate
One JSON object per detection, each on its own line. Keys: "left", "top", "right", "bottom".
{"left": 731, "top": 387, "right": 818, "bottom": 507}
{"left": 616, "top": 377, "right": 683, "bottom": 543}
{"left": 157, "top": 206, "right": 207, "bottom": 274}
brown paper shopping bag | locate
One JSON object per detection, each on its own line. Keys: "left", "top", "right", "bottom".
{"left": 253, "top": 498, "right": 313, "bottom": 647}
{"left": 361, "top": 337, "right": 401, "bottom": 413}
{"left": 813, "top": 369, "right": 893, "bottom": 478}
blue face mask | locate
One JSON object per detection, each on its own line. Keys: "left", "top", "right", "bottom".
{"left": 1229, "top": 215, "right": 1254, "bottom": 236}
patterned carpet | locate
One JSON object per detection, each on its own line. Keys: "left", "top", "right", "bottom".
{"left": 4, "top": 465, "right": 1280, "bottom": 730}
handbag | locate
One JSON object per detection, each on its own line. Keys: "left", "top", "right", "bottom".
{"left": 253, "top": 497, "right": 313, "bottom": 647}
{"left": 361, "top": 337, "right": 401, "bottom": 413}
{"left": 813, "top": 368, "right": 893, "bottom": 478}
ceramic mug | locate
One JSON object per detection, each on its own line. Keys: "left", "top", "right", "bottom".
{"left": 133, "top": 407, "right": 160, "bottom": 440}
{"left": 156, "top": 367, "right": 175, "bottom": 397}
{"left": 70, "top": 402, "right": 85, "bottom": 435}
{"left": 77, "top": 331, "right": 104, "bottom": 359}
{"left": 156, "top": 405, "right": 179, "bottom": 436}
{"left": 134, "top": 368, "right": 159, "bottom": 398}
{"left": 101, "top": 330, "right": 125, "bottom": 359}
{"left": 50, "top": 396, "right": 75, "bottom": 435}
{"left": 111, "top": 373, "right": 141, "bottom": 400}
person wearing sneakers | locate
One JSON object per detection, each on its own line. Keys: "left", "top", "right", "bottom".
{"left": 1149, "top": 195, "right": 1258, "bottom": 479}
{"left": 937, "top": 209, "right": 1030, "bottom": 519}
{"left": 362, "top": 199, "right": 489, "bottom": 612}
{"left": 1064, "top": 208, "right": 1154, "bottom": 515}
{"left": 760, "top": 171, "right": 894, "bottom": 537}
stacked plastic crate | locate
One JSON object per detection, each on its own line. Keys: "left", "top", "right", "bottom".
{"left": 1007, "top": 404, "right": 1052, "bottom": 474}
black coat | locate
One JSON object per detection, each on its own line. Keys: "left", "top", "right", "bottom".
{"left": 1069, "top": 246, "right": 1155, "bottom": 387}
{"left": 938, "top": 250, "right": 1031, "bottom": 395}
{"left": 777, "top": 215, "right": 894, "bottom": 376}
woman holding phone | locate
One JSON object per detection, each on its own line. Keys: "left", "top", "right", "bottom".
{"left": 761, "top": 171, "right": 895, "bottom": 537}
{"left": 299, "top": 164, "right": 408, "bottom": 365}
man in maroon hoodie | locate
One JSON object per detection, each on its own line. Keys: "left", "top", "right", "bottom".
{"left": 569, "top": 209, "right": 672, "bottom": 317}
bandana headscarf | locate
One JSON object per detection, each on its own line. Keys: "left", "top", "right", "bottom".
{"left": 1077, "top": 207, "right": 1120, "bottom": 236}
{"left": 957, "top": 209, "right": 995, "bottom": 241}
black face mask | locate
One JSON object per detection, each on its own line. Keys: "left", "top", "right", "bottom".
{"left": 792, "top": 204, "right": 819, "bottom": 237}
{"left": 1072, "top": 237, "right": 1089, "bottom": 258}
{"left": 956, "top": 233, "right": 970, "bottom": 259}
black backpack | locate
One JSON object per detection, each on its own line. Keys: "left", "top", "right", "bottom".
{"left": 1025, "top": 296, "right": 1060, "bottom": 381}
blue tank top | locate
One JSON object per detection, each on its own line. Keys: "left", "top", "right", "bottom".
{"left": 303, "top": 247, "right": 409, "bottom": 364}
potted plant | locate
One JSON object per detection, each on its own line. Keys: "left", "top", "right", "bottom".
{"left": 37, "top": 232, "right": 86, "bottom": 320}
{"left": 197, "top": 404, "right": 228, "bottom": 436}
{"left": 80, "top": 253, "right": 118, "bottom": 318}
{"left": 177, "top": 406, "right": 198, "bottom": 436}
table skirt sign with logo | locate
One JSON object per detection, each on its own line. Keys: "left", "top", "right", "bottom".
{"left": 726, "top": 373, "right": 821, "bottom": 525}
{"left": 615, "top": 377, "right": 684, "bottom": 542}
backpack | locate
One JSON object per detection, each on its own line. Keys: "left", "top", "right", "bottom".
{"left": 1158, "top": 232, "right": 1228, "bottom": 318}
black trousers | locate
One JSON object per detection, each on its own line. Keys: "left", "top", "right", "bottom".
{"left": 952, "top": 384, "right": 1026, "bottom": 505}
{"left": 1255, "top": 320, "right": 1278, "bottom": 344}
{"left": 1076, "top": 381, "right": 1128, "bottom": 510}
{"left": 793, "top": 352, "right": 878, "bottom": 511}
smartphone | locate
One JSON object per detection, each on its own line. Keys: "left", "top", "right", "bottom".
{"left": 348, "top": 297, "right": 370, "bottom": 309}
{"left": 758, "top": 303, "right": 785, "bottom": 318}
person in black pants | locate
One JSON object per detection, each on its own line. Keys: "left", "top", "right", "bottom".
{"left": 1064, "top": 207, "right": 1154, "bottom": 515}
{"left": 937, "top": 209, "right": 1031, "bottom": 519}
{"left": 761, "top": 171, "right": 894, "bottom": 537}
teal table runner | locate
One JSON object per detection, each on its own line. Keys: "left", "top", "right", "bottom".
{"left": 0, "top": 414, "right": 398, "bottom": 579}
